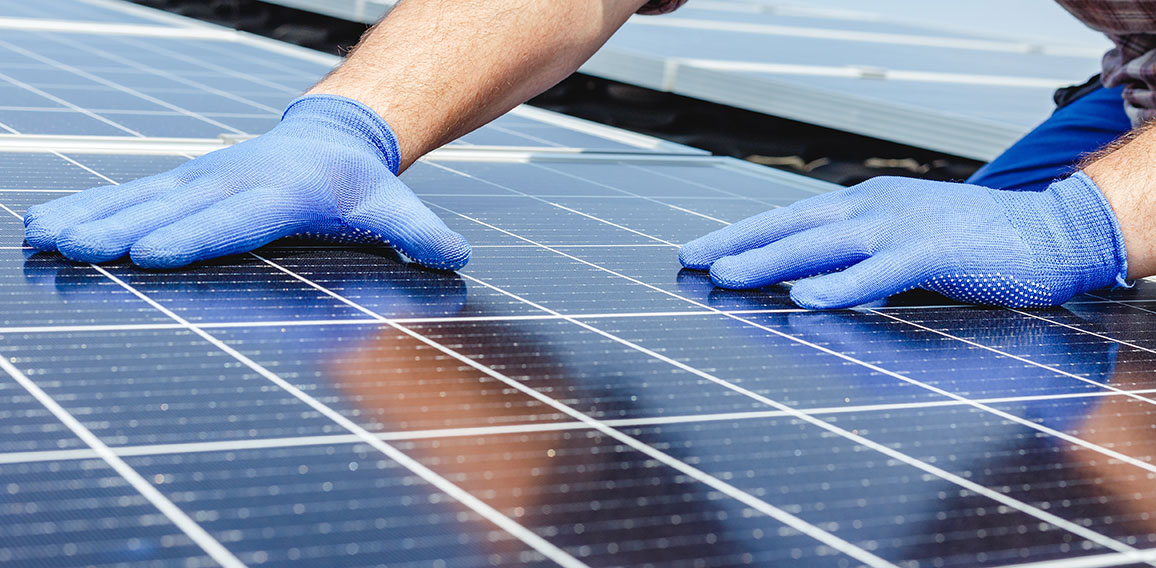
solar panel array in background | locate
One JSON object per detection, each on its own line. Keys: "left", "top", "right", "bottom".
{"left": 4, "top": 2, "right": 1156, "bottom": 568}
{"left": 256, "top": 0, "right": 1107, "bottom": 161}
{"left": 589, "top": 2, "right": 1103, "bottom": 161}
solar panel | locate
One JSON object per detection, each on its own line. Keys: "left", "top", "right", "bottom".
{"left": 0, "top": 0, "right": 197, "bottom": 25}
{"left": 584, "top": 4, "right": 1104, "bottom": 161}
{"left": 5, "top": 2, "right": 1156, "bottom": 568}
{"left": 0, "top": 24, "right": 701, "bottom": 155}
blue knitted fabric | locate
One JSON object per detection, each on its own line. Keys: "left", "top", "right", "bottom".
{"left": 24, "top": 95, "right": 470, "bottom": 270}
{"left": 679, "top": 173, "right": 1129, "bottom": 309}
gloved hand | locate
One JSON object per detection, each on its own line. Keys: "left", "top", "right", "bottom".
{"left": 679, "top": 173, "right": 1129, "bottom": 309}
{"left": 23, "top": 95, "right": 471, "bottom": 270}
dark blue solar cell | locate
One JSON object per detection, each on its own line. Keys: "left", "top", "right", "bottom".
{"left": 99, "top": 112, "right": 242, "bottom": 137}
{"left": 0, "top": 248, "right": 174, "bottom": 326}
{"left": 0, "top": 153, "right": 110, "bottom": 189}
{"left": 405, "top": 317, "right": 777, "bottom": 419}
{"left": 252, "top": 247, "right": 545, "bottom": 319}
{"left": 461, "top": 246, "right": 702, "bottom": 314}
{"left": 0, "top": 373, "right": 86, "bottom": 453}
{"left": 0, "top": 84, "right": 65, "bottom": 108}
{"left": 0, "top": 328, "right": 343, "bottom": 446}
{"left": 34, "top": 85, "right": 175, "bottom": 112}
{"left": 212, "top": 323, "right": 571, "bottom": 432}
{"left": 627, "top": 415, "right": 1113, "bottom": 566}
{"left": 0, "top": 460, "right": 211, "bottom": 567}
{"left": 0, "top": 109, "right": 133, "bottom": 136}
{"left": 63, "top": 154, "right": 191, "bottom": 184}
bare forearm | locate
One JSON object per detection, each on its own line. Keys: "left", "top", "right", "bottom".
{"left": 1081, "top": 122, "right": 1156, "bottom": 279}
{"left": 308, "top": 0, "right": 646, "bottom": 170}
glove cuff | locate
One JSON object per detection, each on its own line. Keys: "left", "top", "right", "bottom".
{"left": 281, "top": 95, "right": 402, "bottom": 174}
{"left": 1052, "top": 171, "right": 1131, "bottom": 291}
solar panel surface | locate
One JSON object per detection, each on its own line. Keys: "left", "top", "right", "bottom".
{"left": 4, "top": 2, "right": 1156, "bottom": 568}
{"left": 0, "top": 23, "right": 699, "bottom": 154}
{"left": 585, "top": 4, "right": 1103, "bottom": 161}
{"left": 0, "top": 0, "right": 196, "bottom": 25}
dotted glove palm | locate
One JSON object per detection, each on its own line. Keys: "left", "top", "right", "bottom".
{"left": 679, "top": 173, "right": 1129, "bottom": 309}
{"left": 23, "top": 95, "right": 470, "bottom": 270}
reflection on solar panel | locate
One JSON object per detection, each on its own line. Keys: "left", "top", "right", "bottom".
{"left": 4, "top": 2, "right": 1156, "bottom": 568}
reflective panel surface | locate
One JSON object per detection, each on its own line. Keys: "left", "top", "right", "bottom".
{"left": 5, "top": 149, "right": 1156, "bottom": 568}
{"left": 4, "top": 3, "right": 1156, "bottom": 567}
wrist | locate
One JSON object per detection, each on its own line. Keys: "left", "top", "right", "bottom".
{"left": 1048, "top": 172, "right": 1130, "bottom": 289}
{"left": 1084, "top": 147, "right": 1156, "bottom": 280}
{"left": 282, "top": 94, "right": 402, "bottom": 174}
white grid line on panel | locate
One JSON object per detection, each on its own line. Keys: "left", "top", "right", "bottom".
{"left": 0, "top": 106, "right": 1147, "bottom": 566}
{"left": 416, "top": 201, "right": 1150, "bottom": 556}
{"left": 0, "top": 303, "right": 1127, "bottom": 334}
{"left": 430, "top": 159, "right": 736, "bottom": 231}
{"left": 455, "top": 266, "right": 1151, "bottom": 558}
{"left": 47, "top": 34, "right": 282, "bottom": 115}
{"left": 0, "top": 198, "right": 584, "bottom": 567}
{"left": 0, "top": 106, "right": 277, "bottom": 118}
{"left": 0, "top": 192, "right": 1146, "bottom": 564}
{"left": 4, "top": 386, "right": 1156, "bottom": 468}
{"left": 426, "top": 161, "right": 681, "bottom": 247}
{"left": 869, "top": 309, "right": 1156, "bottom": 407}
{"left": 53, "top": 152, "right": 118, "bottom": 184}
{"left": 0, "top": 342, "right": 246, "bottom": 567}
{"left": 114, "top": 35, "right": 303, "bottom": 96}
{"left": 1014, "top": 307, "right": 1156, "bottom": 360}
{"left": 0, "top": 69, "right": 144, "bottom": 136}
{"left": 0, "top": 38, "right": 246, "bottom": 135}
{"left": 86, "top": 263, "right": 590, "bottom": 568}
{"left": 532, "top": 160, "right": 735, "bottom": 223}
{"left": 428, "top": 200, "right": 1156, "bottom": 474}
{"left": 249, "top": 252, "right": 895, "bottom": 567}
{"left": 0, "top": 18, "right": 236, "bottom": 39}
{"left": 1086, "top": 291, "right": 1156, "bottom": 316}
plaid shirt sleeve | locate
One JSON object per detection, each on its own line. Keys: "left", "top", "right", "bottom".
{"left": 1055, "top": 0, "right": 1156, "bottom": 124}
{"left": 637, "top": 0, "right": 688, "bottom": 15}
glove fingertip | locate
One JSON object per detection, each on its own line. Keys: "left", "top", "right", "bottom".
{"left": 709, "top": 256, "right": 754, "bottom": 289}
{"left": 403, "top": 230, "right": 471, "bottom": 271}
{"left": 23, "top": 204, "right": 47, "bottom": 227}
{"left": 24, "top": 221, "right": 60, "bottom": 252}
{"left": 678, "top": 240, "right": 712, "bottom": 270}
{"left": 789, "top": 280, "right": 848, "bottom": 310}
{"left": 57, "top": 225, "right": 129, "bottom": 263}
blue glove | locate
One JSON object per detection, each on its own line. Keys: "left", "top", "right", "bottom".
{"left": 679, "top": 173, "right": 1129, "bottom": 309}
{"left": 23, "top": 95, "right": 470, "bottom": 270}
